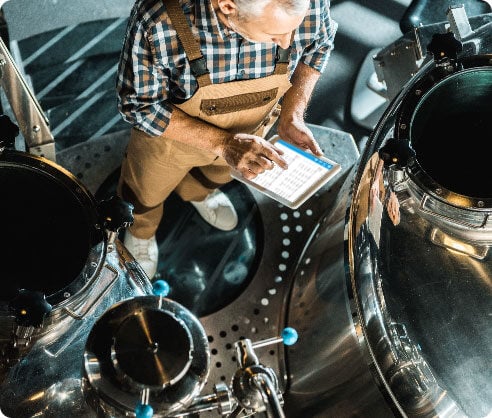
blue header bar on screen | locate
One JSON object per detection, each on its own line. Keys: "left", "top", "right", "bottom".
{"left": 277, "top": 139, "right": 333, "bottom": 169}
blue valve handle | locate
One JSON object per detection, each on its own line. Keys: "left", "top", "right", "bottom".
{"left": 281, "top": 327, "right": 298, "bottom": 346}
{"left": 135, "top": 403, "right": 153, "bottom": 418}
{"left": 152, "top": 280, "right": 170, "bottom": 297}
{"left": 251, "top": 327, "right": 299, "bottom": 349}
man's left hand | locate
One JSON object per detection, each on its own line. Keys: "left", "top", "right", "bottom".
{"left": 277, "top": 116, "right": 323, "bottom": 156}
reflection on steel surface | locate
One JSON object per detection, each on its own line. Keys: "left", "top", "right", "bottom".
{"left": 285, "top": 8, "right": 492, "bottom": 418}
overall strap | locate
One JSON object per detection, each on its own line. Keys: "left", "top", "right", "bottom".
{"left": 273, "top": 31, "right": 295, "bottom": 75}
{"left": 164, "top": 0, "right": 212, "bottom": 87}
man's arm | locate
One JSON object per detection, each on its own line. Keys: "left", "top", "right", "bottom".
{"left": 163, "top": 106, "right": 288, "bottom": 179}
{"left": 164, "top": 63, "right": 323, "bottom": 177}
{"left": 277, "top": 62, "right": 323, "bottom": 155}
{"left": 277, "top": 0, "right": 337, "bottom": 155}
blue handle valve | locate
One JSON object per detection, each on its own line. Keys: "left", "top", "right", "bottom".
{"left": 135, "top": 403, "right": 153, "bottom": 418}
{"left": 281, "top": 327, "right": 298, "bottom": 346}
{"left": 251, "top": 327, "right": 299, "bottom": 349}
{"left": 152, "top": 280, "right": 170, "bottom": 297}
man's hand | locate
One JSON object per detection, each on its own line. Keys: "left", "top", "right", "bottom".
{"left": 222, "top": 133, "right": 288, "bottom": 180}
{"left": 277, "top": 115, "right": 323, "bottom": 156}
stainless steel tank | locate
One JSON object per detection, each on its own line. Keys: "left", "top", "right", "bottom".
{"left": 83, "top": 295, "right": 210, "bottom": 417}
{"left": 0, "top": 144, "right": 154, "bottom": 417}
{"left": 284, "top": 23, "right": 492, "bottom": 418}
{"left": 0, "top": 145, "right": 250, "bottom": 418}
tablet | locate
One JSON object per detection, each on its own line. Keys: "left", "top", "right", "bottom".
{"left": 231, "top": 135, "right": 342, "bottom": 209}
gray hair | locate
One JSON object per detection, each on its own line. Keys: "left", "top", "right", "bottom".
{"left": 234, "top": 0, "right": 310, "bottom": 20}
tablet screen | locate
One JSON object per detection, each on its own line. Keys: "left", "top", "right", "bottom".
{"left": 232, "top": 136, "right": 341, "bottom": 209}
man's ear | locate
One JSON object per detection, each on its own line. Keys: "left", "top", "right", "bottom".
{"left": 216, "top": 0, "right": 238, "bottom": 16}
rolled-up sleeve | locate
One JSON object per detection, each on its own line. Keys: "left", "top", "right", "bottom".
{"left": 116, "top": 17, "right": 173, "bottom": 137}
{"left": 300, "top": 0, "right": 338, "bottom": 73}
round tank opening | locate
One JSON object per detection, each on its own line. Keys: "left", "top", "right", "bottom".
{"left": 0, "top": 165, "right": 95, "bottom": 302}
{"left": 410, "top": 68, "right": 492, "bottom": 198}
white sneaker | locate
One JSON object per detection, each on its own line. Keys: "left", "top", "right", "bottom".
{"left": 190, "top": 190, "right": 238, "bottom": 231}
{"left": 123, "top": 230, "right": 159, "bottom": 279}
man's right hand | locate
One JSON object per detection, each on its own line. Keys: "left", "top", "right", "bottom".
{"left": 222, "top": 133, "right": 289, "bottom": 179}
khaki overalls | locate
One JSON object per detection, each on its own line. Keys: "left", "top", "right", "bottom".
{"left": 119, "top": 0, "right": 293, "bottom": 239}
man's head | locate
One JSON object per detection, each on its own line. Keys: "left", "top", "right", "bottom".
{"left": 215, "top": 0, "right": 310, "bottom": 48}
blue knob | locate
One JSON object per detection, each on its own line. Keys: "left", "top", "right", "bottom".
{"left": 152, "top": 280, "right": 170, "bottom": 297}
{"left": 281, "top": 327, "right": 298, "bottom": 346}
{"left": 135, "top": 403, "right": 153, "bottom": 418}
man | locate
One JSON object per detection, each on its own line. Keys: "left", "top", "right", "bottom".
{"left": 116, "top": 0, "right": 337, "bottom": 278}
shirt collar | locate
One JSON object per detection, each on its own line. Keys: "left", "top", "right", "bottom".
{"left": 197, "top": 0, "right": 238, "bottom": 40}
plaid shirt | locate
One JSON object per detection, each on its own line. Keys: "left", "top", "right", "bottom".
{"left": 117, "top": 0, "right": 337, "bottom": 136}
